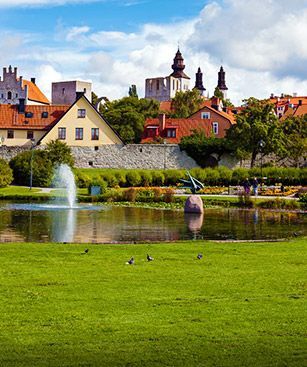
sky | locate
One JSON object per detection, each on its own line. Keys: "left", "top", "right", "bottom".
{"left": 1, "top": 0, "right": 307, "bottom": 105}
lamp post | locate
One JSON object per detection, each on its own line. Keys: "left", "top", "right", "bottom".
{"left": 259, "top": 139, "right": 265, "bottom": 183}
{"left": 29, "top": 138, "right": 35, "bottom": 190}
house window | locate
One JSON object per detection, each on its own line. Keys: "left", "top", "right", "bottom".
{"left": 78, "top": 109, "right": 86, "bottom": 118}
{"left": 7, "top": 130, "right": 14, "bottom": 139}
{"left": 75, "top": 128, "right": 83, "bottom": 140}
{"left": 91, "top": 128, "right": 99, "bottom": 140}
{"left": 58, "top": 127, "right": 66, "bottom": 140}
{"left": 27, "top": 131, "right": 34, "bottom": 140}
{"left": 166, "top": 129, "right": 176, "bottom": 138}
{"left": 146, "top": 127, "right": 158, "bottom": 138}
{"left": 42, "top": 112, "right": 48, "bottom": 118}
{"left": 15, "top": 93, "right": 18, "bottom": 98}
{"left": 212, "top": 122, "right": 219, "bottom": 135}
{"left": 1, "top": 94, "right": 3, "bottom": 98}
{"left": 156, "top": 80, "right": 159, "bottom": 91}
{"left": 25, "top": 112, "right": 33, "bottom": 118}
{"left": 62, "top": 88, "right": 65, "bottom": 95}
{"left": 7, "top": 91, "right": 12, "bottom": 100}
{"left": 201, "top": 112, "right": 210, "bottom": 119}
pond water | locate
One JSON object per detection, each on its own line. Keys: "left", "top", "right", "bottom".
{"left": 0, "top": 201, "right": 306, "bottom": 243}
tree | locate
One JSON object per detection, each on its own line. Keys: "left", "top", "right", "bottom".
{"left": 213, "top": 87, "right": 224, "bottom": 99}
{"left": 0, "top": 158, "right": 13, "bottom": 187}
{"left": 225, "top": 97, "right": 286, "bottom": 167}
{"left": 128, "top": 85, "right": 138, "bottom": 98}
{"left": 100, "top": 96, "right": 159, "bottom": 143}
{"left": 171, "top": 89, "right": 204, "bottom": 118}
{"left": 281, "top": 114, "right": 307, "bottom": 166}
{"left": 45, "top": 140, "right": 75, "bottom": 168}
{"left": 180, "top": 130, "right": 229, "bottom": 168}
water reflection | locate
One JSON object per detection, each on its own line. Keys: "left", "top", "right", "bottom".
{"left": 0, "top": 202, "right": 306, "bottom": 243}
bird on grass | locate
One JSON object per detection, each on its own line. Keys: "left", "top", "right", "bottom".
{"left": 147, "top": 254, "right": 154, "bottom": 261}
{"left": 81, "top": 249, "right": 89, "bottom": 255}
{"left": 126, "top": 257, "right": 135, "bottom": 265}
{"left": 197, "top": 253, "right": 203, "bottom": 260}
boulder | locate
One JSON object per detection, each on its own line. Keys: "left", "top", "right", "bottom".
{"left": 184, "top": 195, "right": 204, "bottom": 214}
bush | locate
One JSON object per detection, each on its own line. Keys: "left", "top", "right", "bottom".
{"left": 139, "top": 171, "right": 153, "bottom": 187}
{"left": 74, "top": 171, "right": 91, "bottom": 188}
{"left": 164, "top": 170, "right": 185, "bottom": 186}
{"left": 258, "top": 198, "right": 300, "bottom": 210}
{"left": 151, "top": 171, "right": 165, "bottom": 186}
{"left": 87, "top": 178, "right": 107, "bottom": 195}
{"left": 100, "top": 172, "right": 118, "bottom": 188}
{"left": 0, "top": 158, "right": 13, "bottom": 188}
{"left": 163, "top": 188, "right": 175, "bottom": 203}
{"left": 123, "top": 187, "right": 138, "bottom": 201}
{"left": 10, "top": 150, "right": 53, "bottom": 187}
{"left": 126, "top": 171, "right": 142, "bottom": 187}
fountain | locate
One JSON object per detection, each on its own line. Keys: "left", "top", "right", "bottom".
{"left": 53, "top": 164, "right": 77, "bottom": 208}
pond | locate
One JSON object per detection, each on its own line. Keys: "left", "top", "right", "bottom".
{"left": 0, "top": 201, "right": 306, "bottom": 243}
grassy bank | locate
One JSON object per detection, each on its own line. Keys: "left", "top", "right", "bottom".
{"left": 0, "top": 239, "right": 306, "bottom": 366}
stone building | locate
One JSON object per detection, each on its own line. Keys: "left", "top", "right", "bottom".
{"left": 145, "top": 49, "right": 190, "bottom": 102}
{"left": 0, "top": 66, "right": 49, "bottom": 105}
{"left": 52, "top": 80, "right": 92, "bottom": 105}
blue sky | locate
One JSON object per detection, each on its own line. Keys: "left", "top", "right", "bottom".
{"left": 0, "top": 0, "right": 307, "bottom": 104}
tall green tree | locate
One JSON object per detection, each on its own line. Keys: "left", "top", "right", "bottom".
{"left": 128, "top": 85, "right": 138, "bottom": 98}
{"left": 45, "top": 140, "right": 74, "bottom": 168}
{"left": 225, "top": 97, "right": 286, "bottom": 167}
{"left": 100, "top": 96, "right": 159, "bottom": 143}
{"left": 171, "top": 89, "right": 203, "bottom": 118}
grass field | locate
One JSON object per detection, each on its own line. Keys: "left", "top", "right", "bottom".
{"left": 0, "top": 239, "right": 306, "bottom": 366}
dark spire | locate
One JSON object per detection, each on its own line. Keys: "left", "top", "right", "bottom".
{"left": 194, "top": 67, "right": 206, "bottom": 95}
{"left": 217, "top": 66, "right": 228, "bottom": 91}
{"left": 170, "top": 48, "right": 190, "bottom": 79}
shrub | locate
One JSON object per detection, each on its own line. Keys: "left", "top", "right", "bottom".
{"left": 126, "top": 171, "right": 142, "bottom": 187}
{"left": 87, "top": 178, "right": 107, "bottom": 195}
{"left": 139, "top": 171, "right": 153, "bottom": 187}
{"left": 114, "top": 171, "right": 127, "bottom": 187}
{"left": 123, "top": 187, "right": 138, "bottom": 201}
{"left": 151, "top": 171, "right": 165, "bottom": 186}
{"left": 10, "top": 150, "right": 53, "bottom": 187}
{"left": 0, "top": 158, "right": 13, "bottom": 188}
{"left": 164, "top": 170, "right": 185, "bottom": 186}
{"left": 232, "top": 168, "right": 249, "bottom": 185}
{"left": 101, "top": 188, "right": 124, "bottom": 202}
{"left": 100, "top": 172, "right": 118, "bottom": 188}
{"left": 74, "top": 171, "right": 91, "bottom": 188}
{"left": 163, "top": 188, "right": 175, "bottom": 203}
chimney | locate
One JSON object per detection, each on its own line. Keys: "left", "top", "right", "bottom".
{"left": 298, "top": 100, "right": 302, "bottom": 106}
{"left": 18, "top": 98, "right": 25, "bottom": 114}
{"left": 31, "top": 77, "right": 36, "bottom": 84}
{"left": 270, "top": 93, "right": 274, "bottom": 99}
{"left": 76, "top": 91, "right": 85, "bottom": 100}
{"left": 159, "top": 113, "right": 166, "bottom": 132}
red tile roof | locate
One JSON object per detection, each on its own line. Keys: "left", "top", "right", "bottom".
{"left": 293, "top": 104, "right": 307, "bottom": 117}
{"left": 22, "top": 79, "right": 50, "bottom": 105}
{"left": 0, "top": 104, "right": 69, "bottom": 130}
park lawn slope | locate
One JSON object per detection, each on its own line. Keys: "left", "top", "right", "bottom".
{"left": 0, "top": 239, "right": 306, "bottom": 366}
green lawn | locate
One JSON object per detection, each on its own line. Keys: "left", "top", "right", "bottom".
{"left": 0, "top": 239, "right": 306, "bottom": 366}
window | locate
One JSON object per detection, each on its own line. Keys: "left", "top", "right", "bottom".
{"left": 27, "top": 131, "right": 34, "bottom": 140}
{"left": 1, "top": 94, "right": 3, "bottom": 98}
{"left": 75, "top": 128, "right": 83, "bottom": 140}
{"left": 166, "top": 129, "right": 176, "bottom": 138}
{"left": 15, "top": 93, "right": 18, "bottom": 98}
{"left": 25, "top": 112, "right": 33, "bottom": 118}
{"left": 156, "top": 80, "right": 160, "bottom": 91}
{"left": 58, "top": 127, "right": 66, "bottom": 140}
{"left": 42, "top": 112, "right": 48, "bottom": 118}
{"left": 201, "top": 112, "right": 210, "bottom": 119}
{"left": 78, "top": 109, "right": 86, "bottom": 118}
{"left": 7, "top": 91, "right": 12, "bottom": 100}
{"left": 91, "top": 128, "right": 99, "bottom": 140}
{"left": 62, "top": 88, "right": 65, "bottom": 95}
{"left": 212, "top": 122, "right": 219, "bottom": 135}
{"left": 94, "top": 146, "right": 99, "bottom": 151}
{"left": 7, "top": 130, "right": 14, "bottom": 139}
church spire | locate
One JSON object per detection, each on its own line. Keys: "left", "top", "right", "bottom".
{"left": 170, "top": 48, "right": 190, "bottom": 79}
{"left": 194, "top": 67, "right": 206, "bottom": 95}
{"left": 217, "top": 66, "right": 228, "bottom": 98}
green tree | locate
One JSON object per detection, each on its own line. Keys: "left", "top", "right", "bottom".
{"left": 100, "top": 96, "right": 159, "bottom": 143}
{"left": 128, "top": 85, "right": 138, "bottom": 98}
{"left": 171, "top": 89, "right": 203, "bottom": 118}
{"left": 213, "top": 87, "right": 224, "bottom": 99}
{"left": 0, "top": 158, "right": 13, "bottom": 187}
{"left": 281, "top": 114, "right": 307, "bottom": 166}
{"left": 180, "top": 130, "right": 229, "bottom": 168}
{"left": 225, "top": 97, "right": 286, "bottom": 167}
{"left": 45, "top": 140, "right": 74, "bottom": 168}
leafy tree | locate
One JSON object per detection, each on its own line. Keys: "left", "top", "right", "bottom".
{"left": 45, "top": 140, "right": 74, "bottom": 168}
{"left": 128, "top": 85, "right": 138, "bottom": 98}
{"left": 100, "top": 96, "right": 159, "bottom": 143}
{"left": 180, "top": 130, "right": 229, "bottom": 168}
{"left": 213, "top": 87, "right": 224, "bottom": 99}
{"left": 281, "top": 114, "right": 307, "bottom": 166}
{"left": 10, "top": 150, "right": 53, "bottom": 187}
{"left": 225, "top": 97, "right": 286, "bottom": 167}
{"left": 0, "top": 158, "right": 13, "bottom": 187}
{"left": 171, "top": 89, "right": 203, "bottom": 118}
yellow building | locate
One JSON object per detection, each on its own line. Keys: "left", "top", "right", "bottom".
{"left": 0, "top": 94, "right": 123, "bottom": 147}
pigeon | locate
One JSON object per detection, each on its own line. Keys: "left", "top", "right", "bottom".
{"left": 197, "top": 253, "right": 203, "bottom": 260}
{"left": 126, "top": 257, "right": 135, "bottom": 265}
{"left": 147, "top": 254, "right": 154, "bottom": 261}
{"left": 84, "top": 249, "right": 89, "bottom": 254}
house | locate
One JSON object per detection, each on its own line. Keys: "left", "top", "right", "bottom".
{"left": 269, "top": 94, "right": 307, "bottom": 119}
{"left": 0, "top": 66, "right": 49, "bottom": 105}
{"left": 141, "top": 98, "right": 235, "bottom": 144}
{"left": 0, "top": 94, "right": 123, "bottom": 147}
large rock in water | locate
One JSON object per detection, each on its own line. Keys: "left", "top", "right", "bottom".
{"left": 184, "top": 195, "right": 204, "bottom": 214}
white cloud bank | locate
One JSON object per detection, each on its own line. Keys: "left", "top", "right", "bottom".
{"left": 2, "top": 0, "right": 307, "bottom": 105}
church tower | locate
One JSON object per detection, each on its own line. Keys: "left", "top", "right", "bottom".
{"left": 170, "top": 48, "right": 190, "bottom": 79}
{"left": 194, "top": 67, "right": 206, "bottom": 96}
{"left": 216, "top": 66, "right": 228, "bottom": 98}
